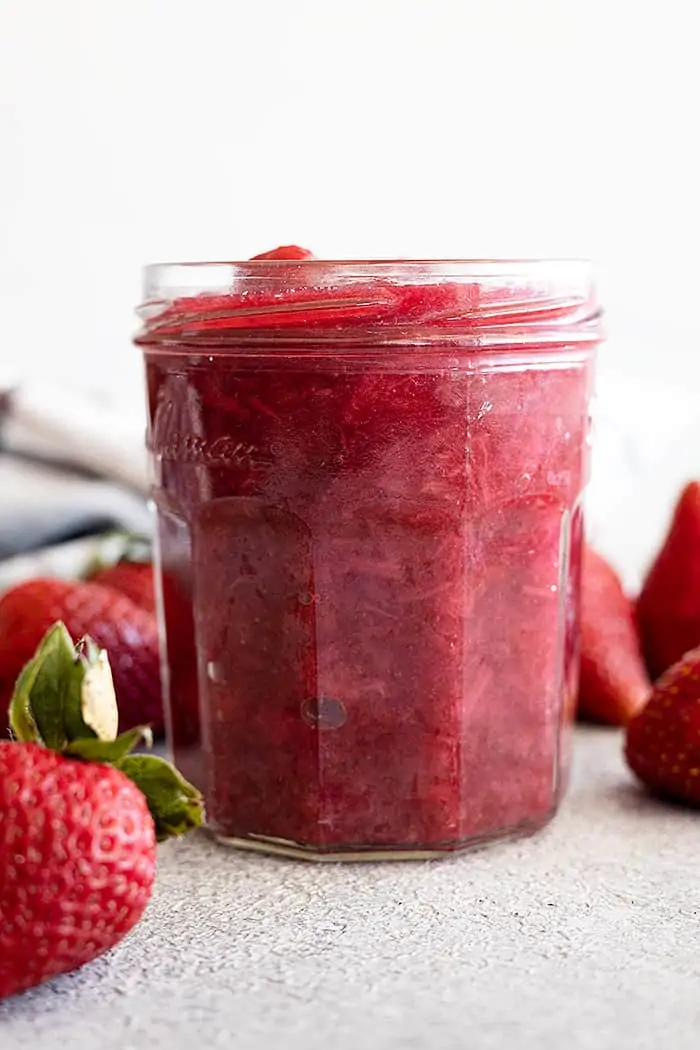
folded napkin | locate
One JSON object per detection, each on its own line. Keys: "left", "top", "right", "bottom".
{"left": 0, "top": 384, "right": 151, "bottom": 592}
{"left": 3, "top": 384, "right": 148, "bottom": 494}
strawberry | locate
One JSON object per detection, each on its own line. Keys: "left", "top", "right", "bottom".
{"left": 84, "top": 534, "right": 156, "bottom": 614}
{"left": 578, "top": 546, "right": 650, "bottom": 725}
{"left": 637, "top": 481, "right": 700, "bottom": 679}
{"left": 249, "top": 245, "right": 315, "bottom": 260}
{"left": 625, "top": 646, "right": 700, "bottom": 806}
{"left": 88, "top": 561, "right": 156, "bottom": 614}
{"left": 0, "top": 578, "right": 163, "bottom": 734}
{"left": 0, "top": 743, "right": 155, "bottom": 998}
{"left": 0, "top": 623, "right": 203, "bottom": 999}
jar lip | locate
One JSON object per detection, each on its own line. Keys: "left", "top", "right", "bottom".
{"left": 137, "top": 258, "right": 601, "bottom": 351}
{"left": 144, "top": 256, "right": 593, "bottom": 265}
{"left": 143, "top": 257, "right": 594, "bottom": 283}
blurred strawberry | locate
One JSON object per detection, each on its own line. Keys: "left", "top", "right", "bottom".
{"left": 578, "top": 546, "right": 650, "bottom": 725}
{"left": 84, "top": 534, "right": 156, "bottom": 614}
{"left": 637, "top": 481, "right": 700, "bottom": 679}
{"left": 0, "top": 579, "right": 163, "bottom": 734}
{"left": 625, "top": 645, "right": 700, "bottom": 806}
{"left": 88, "top": 561, "right": 156, "bottom": 615}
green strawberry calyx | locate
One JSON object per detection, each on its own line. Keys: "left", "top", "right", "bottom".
{"left": 8, "top": 622, "right": 203, "bottom": 841}
{"left": 81, "top": 530, "right": 153, "bottom": 579}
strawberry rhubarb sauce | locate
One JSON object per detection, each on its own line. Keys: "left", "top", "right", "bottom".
{"left": 136, "top": 253, "right": 601, "bottom": 859}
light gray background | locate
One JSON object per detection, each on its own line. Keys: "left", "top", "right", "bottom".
{"left": 2, "top": 727, "right": 699, "bottom": 1050}
{"left": 3, "top": 1, "right": 700, "bottom": 590}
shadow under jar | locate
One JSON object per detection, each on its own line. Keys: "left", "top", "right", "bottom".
{"left": 136, "top": 258, "right": 602, "bottom": 861}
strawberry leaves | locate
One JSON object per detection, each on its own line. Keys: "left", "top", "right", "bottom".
{"left": 6, "top": 623, "right": 204, "bottom": 839}
{"left": 65, "top": 725, "right": 153, "bottom": 763}
{"left": 8, "top": 622, "right": 110, "bottom": 750}
{"left": 115, "top": 754, "right": 204, "bottom": 840}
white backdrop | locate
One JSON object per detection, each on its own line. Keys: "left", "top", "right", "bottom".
{"left": 2, "top": 0, "right": 699, "bottom": 586}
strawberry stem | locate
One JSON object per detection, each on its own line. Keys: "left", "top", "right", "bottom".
{"left": 81, "top": 531, "right": 153, "bottom": 579}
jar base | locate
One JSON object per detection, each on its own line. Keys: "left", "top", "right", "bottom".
{"left": 211, "top": 811, "right": 555, "bottom": 862}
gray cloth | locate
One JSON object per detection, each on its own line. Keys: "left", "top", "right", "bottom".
{"left": 0, "top": 455, "right": 151, "bottom": 559}
{"left": 0, "top": 384, "right": 150, "bottom": 587}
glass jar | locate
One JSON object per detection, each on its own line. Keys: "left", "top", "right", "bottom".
{"left": 136, "top": 258, "right": 601, "bottom": 861}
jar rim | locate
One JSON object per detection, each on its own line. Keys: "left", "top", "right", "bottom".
{"left": 136, "top": 258, "right": 602, "bottom": 352}
{"left": 142, "top": 256, "right": 594, "bottom": 280}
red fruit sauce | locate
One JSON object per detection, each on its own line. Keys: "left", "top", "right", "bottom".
{"left": 137, "top": 253, "right": 601, "bottom": 859}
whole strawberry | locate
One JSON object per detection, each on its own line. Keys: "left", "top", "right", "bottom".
{"left": 637, "top": 481, "right": 700, "bottom": 678}
{"left": 578, "top": 546, "right": 650, "bottom": 725}
{"left": 0, "top": 578, "right": 162, "bottom": 733}
{"left": 85, "top": 534, "right": 156, "bottom": 615}
{"left": 625, "top": 646, "right": 700, "bottom": 806}
{"left": 0, "top": 624, "right": 203, "bottom": 1000}
{"left": 88, "top": 561, "right": 156, "bottom": 615}
{"left": 0, "top": 743, "right": 155, "bottom": 998}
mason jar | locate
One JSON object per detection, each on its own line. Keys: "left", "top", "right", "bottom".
{"left": 136, "top": 256, "right": 601, "bottom": 860}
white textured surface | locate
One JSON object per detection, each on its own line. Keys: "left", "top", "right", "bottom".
{"left": 1, "top": 727, "right": 699, "bottom": 1049}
